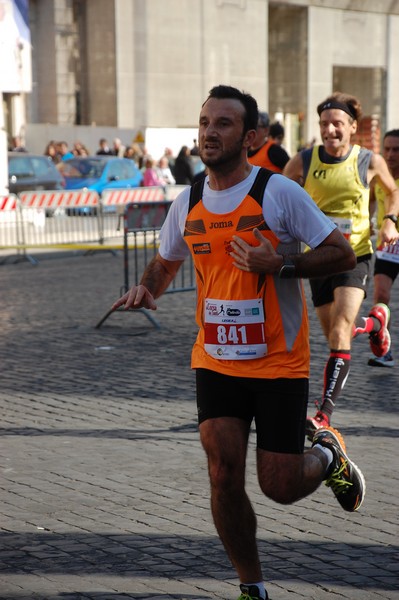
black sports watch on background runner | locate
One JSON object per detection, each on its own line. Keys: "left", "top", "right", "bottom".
{"left": 383, "top": 214, "right": 398, "bottom": 224}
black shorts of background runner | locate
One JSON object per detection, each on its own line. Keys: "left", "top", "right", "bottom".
{"left": 374, "top": 256, "right": 399, "bottom": 281}
{"left": 310, "top": 256, "right": 371, "bottom": 307}
{"left": 196, "top": 369, "right": 308, "bottom": 453}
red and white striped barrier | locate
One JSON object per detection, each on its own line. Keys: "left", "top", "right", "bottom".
{"left": 18, "top": 190, "right": 100, "bottom": 209}
{"left": 101, "top": 186, "right": 164, "bottom": 206}
{"left": 0, "top": 195, "right": 20, "bottom": 246}
{"left": 0, "top": 195, "right": 18, "bottom": 211}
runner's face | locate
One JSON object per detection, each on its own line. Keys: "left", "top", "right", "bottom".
{"left": 383, "top": 135, "right": 399, "bottom": 178}
{"left": 319, "top": 108, "right": 357, "bottom": 156}
{"left": 198, "top": 97, "right": 250, "bottom": 169}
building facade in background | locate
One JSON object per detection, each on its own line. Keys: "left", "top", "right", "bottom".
{"left": 0, "top": 0, "right": 31, "bottom": 193}
{"left": 3, "top": 0, "right": 399, "bottom": 159}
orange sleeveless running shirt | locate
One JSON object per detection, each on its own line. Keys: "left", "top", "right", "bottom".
{"left": 183, "top": 169, "right": 310, "bottom": 379}
{"left": 248, "top": 139, "right": 283, "bottom": 173}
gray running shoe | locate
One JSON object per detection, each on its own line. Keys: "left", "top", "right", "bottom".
{"left": 368, "top": 350, "right": 394, "bottom": 368}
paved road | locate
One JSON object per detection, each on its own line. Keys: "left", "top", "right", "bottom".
{"left": 0, "top": 251, "right": 398, "bottom": 600}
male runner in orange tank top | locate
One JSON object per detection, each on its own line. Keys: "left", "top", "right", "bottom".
{"left": 113, "top": 85, "right": 365, "bottom": 600}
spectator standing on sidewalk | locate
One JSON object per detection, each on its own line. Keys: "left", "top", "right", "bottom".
{"left": 58, "top": 141, "right": 74, "bottom": 161}
{"left": 163, "top": 147, "right": 176, "bottom": 175}
{"left": 142, "top": 156, "right": 165, "bottom": 187}
{"left": 190, "top": 138, "right": 200, "bottom": 155}
{"left": 10, "top": 135, "right": 27, "bottom": 152}
{"left": 112, "top": 84, "right": 365, "bottom": 600}
{"left": 368, "top": 129, "right": 399, "bottom": 368}
{"left": 173, "top": 145, "right": 194, "bottom": 184}
{"left": 44, "top": 140, "right": 58, "bottom": 163}
{"left": 125, "top": 143, "right": 144, "bottom": 168}
{"left": 96, "top": 138, "right": 113, "bottom": 156}
{"left": 112, "top": 137, "right": 126, "bottom": 157}
{"left": 158, "top": 156, "right": 176, "bottom": 185}
{"left": 283, "top": 92, "right": 399, "bottom": 438}
{"left": 73, "top": 141, "right": 90, "bottom": 156}
{"left": 248, "top": 111, "right": 290, "bottom": 173}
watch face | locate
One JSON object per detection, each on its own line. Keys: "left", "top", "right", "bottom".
{"left": 279, "top": 264, "right": 296, "bottom": 279}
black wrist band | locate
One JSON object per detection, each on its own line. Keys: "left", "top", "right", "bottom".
{"left": 278, "top": 256, "right": 296, "bottom": 279}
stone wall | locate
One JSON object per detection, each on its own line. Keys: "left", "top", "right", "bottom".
{"left": 23, "top": 0, "right": 399, "bottom": 151}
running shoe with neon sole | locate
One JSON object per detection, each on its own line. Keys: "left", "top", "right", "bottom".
{"left": 305, "top": 410, "right": 330, "bottom": 442}
{"left": 368, "top": 350, "right": 395, "bottom": 368}
{"left": 369, "top": 303, "right": 391, "bottom": 357}
{"left": 238, "top": 584, "right": 268, "bottom": 600}
{"left": 312, "top": 426, "right": 365, "bottom": 512}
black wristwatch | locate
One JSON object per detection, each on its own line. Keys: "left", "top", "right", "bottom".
{"left": 278, "top": 256, "right": 296, "bottom": 279}
{"left": 383, "top": 214, "right": 398, "bottom": 224}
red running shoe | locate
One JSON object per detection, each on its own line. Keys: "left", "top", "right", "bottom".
{"left": 369, "top": 303, "right": 391, "bottom": 358}
{"left": 305, "top": 410, "right": 330, "bottom": 442}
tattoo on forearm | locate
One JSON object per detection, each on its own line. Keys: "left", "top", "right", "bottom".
{"left": 141, "top": 258, "right": 173, "bottom": 298}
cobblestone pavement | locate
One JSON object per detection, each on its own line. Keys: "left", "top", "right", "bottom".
{"left": 0, "top": 251, "right": 398, "bottom": 600}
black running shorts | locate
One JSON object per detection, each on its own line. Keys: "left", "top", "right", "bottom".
{"left": 374, "top": 256, "right": 399, "bottom": 281}
{"left": 196, "top": 368, "right": 308, "bottom": 454}
{"left": 310, "top": 256, "right": 371, "bottom": 308}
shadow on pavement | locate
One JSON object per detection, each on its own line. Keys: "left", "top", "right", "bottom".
{"left": 1, "top": 531, "right": 397, "bottom": 592}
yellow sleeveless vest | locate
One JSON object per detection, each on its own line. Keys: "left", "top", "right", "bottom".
{"left": 183, "top": 170, "right": 310, "bottom": 379}
{"left": 374, "top": 177, "right": 399, "bottom": 246}
{"left": 304, "top": 145, "right": 372, "bottom": 257}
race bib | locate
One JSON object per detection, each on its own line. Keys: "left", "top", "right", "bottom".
{"left": 376, "top": 242, "right": 399, "bottom": 264}
{"left": 204, "top": 298, "right": 266, "bottom": 360}
{"left": 330, "top": 216, "right": 352, "bottom": 240}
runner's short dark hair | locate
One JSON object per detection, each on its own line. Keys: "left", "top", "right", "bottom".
{"left": 205, "top": 85, "right": 259, "bottom": 133}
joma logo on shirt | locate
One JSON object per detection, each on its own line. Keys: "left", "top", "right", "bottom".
{"left": 209, "top": 220, "right": 233, "bottom": 229}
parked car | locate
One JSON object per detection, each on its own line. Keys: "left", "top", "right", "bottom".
{"left": 8, "top": 152, "right": 64, "bottom": 194}
{"left": 57, "top": 156, "right": 144, "bottom": 214}
{"left": 58, "top": 156, "right": 143, "bottom": 192}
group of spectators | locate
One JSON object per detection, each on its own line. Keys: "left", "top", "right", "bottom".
{"left": 9, "top": 120, "right": 302, "bottom": 194}
{"left": 137, "top": 141, "right": 205, "bottom": 187}
{"left": 38, "top": 136, "right": 203, "bottom": 188}
{"left": 10, "top": 131, "right": 208, "bottom": 188}
{"left": 10, "top": 122, "right": 293, "bottom": 189}
{"left": 41, "top": 138, "right": 130, "bottom": 164}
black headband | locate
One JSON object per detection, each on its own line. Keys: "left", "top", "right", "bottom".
{"left": 317, "top": 100, "right": 357, "bottom": 120}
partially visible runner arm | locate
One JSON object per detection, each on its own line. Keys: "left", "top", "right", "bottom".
{"left": 112, "top": 254, "right": 184, "bottom": 311}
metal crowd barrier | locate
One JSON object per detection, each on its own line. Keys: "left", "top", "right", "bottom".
{"left": 0, "top": 195, "right": 26, "bottom": 261}
{"left": 95, "top": 200, "right": 195, "bottom": 329}
{"left": 1, "top": 187, "right": 195, "bottom": 329}
{"left": 0, "top": 190, "right": 102, "bottom": 264}
{"left": 0, "top": 186, "right": 189, "bottom": 264}
{"left": 101, "top": 186, "right": 165, "bottom": 244}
